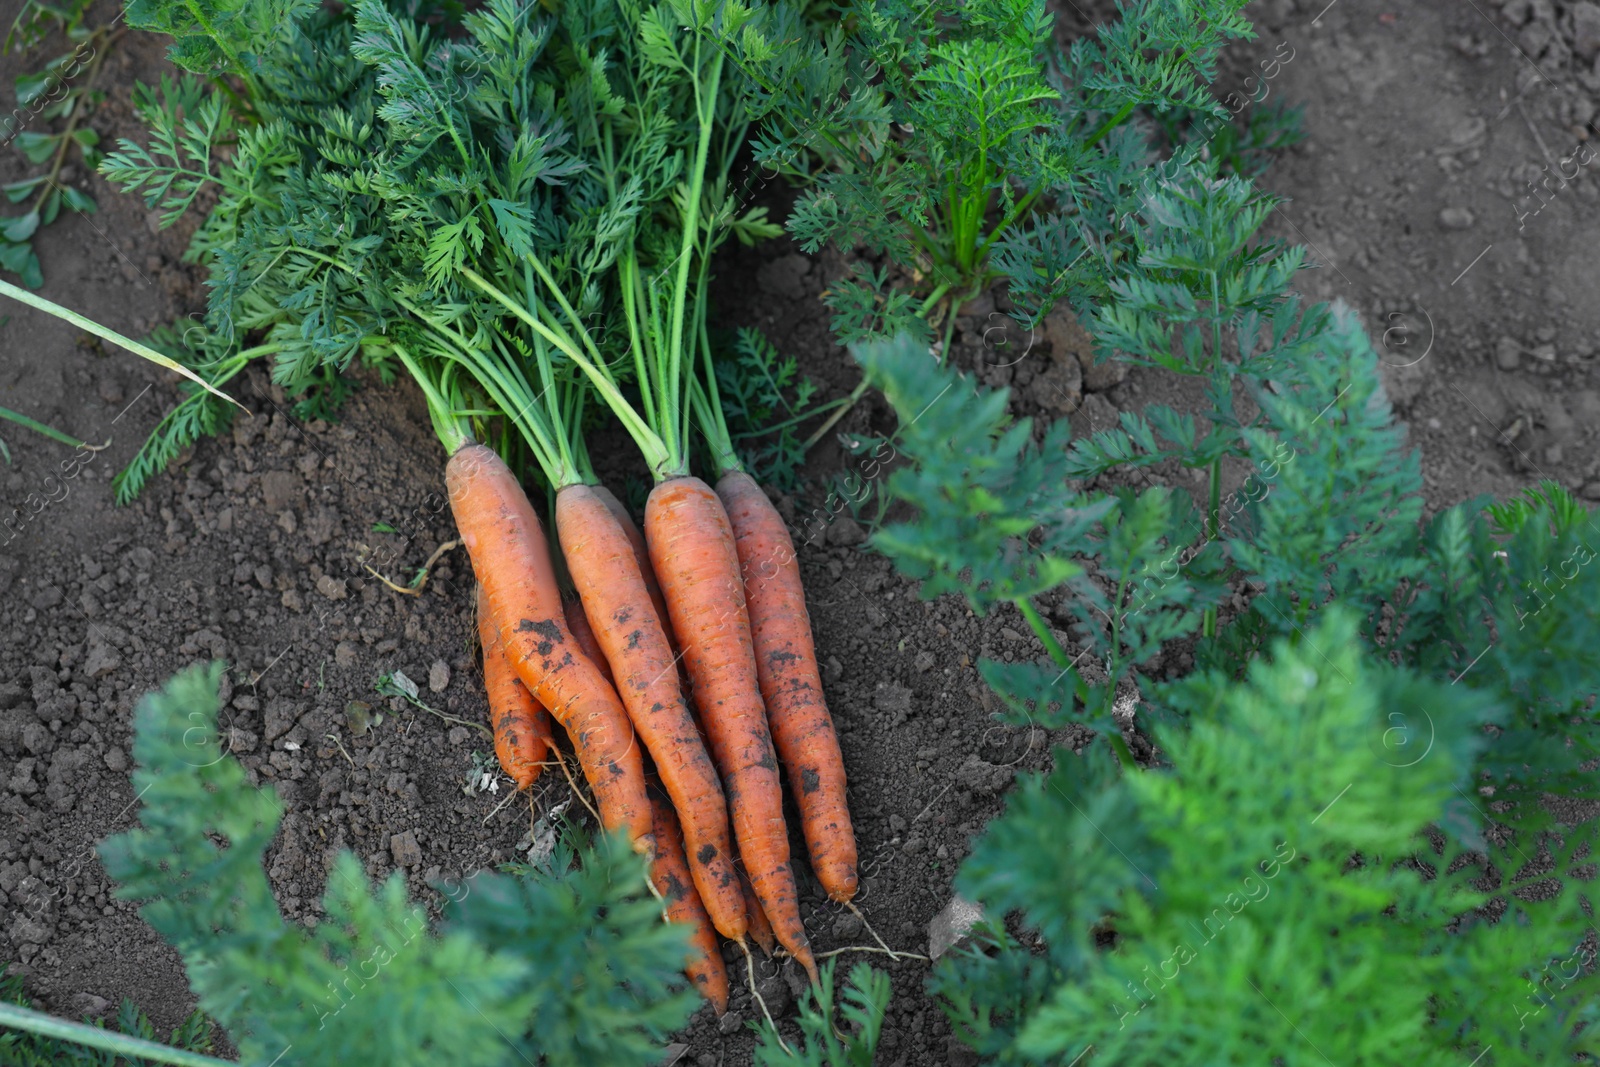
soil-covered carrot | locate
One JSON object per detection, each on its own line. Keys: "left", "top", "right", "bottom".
{"left": 559, "top": 485, "right": 747, "bottom": 942}
{"left": 738, "top": 861, "right": 776, "bottom": 956}
{"left": 717, "top": 471, "right": 858, "bottom": 903}
{"left": 590, "top": 483, "right": 675, "bottom": 647}
{"left": 445, "top": 442, "right": 652, "bottom": 855}
{"left": 592, "top": 482, "right": 692, "bottom": 697}
{"left": 564, "top": 592, "right": 614, "bottom": 687}
{"left": 648, "top": 778, "right": 730, "bottom": 1014}
{"left": 477, "top": 587, "right": 553, "bottom": 790}
{"left": 646, "top": 478, "right": 817, "bottom": 981}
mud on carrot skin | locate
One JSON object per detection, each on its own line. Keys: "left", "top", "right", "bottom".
{"left": 647, "top": 776, "right": 731, "bottom": 1014}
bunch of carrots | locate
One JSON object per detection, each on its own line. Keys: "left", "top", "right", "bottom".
{"left": 452, "top": 414, "right": 855, "bottom": 1010}
{"left": 412, "top": 146, "right": 862, "bottom": 1015}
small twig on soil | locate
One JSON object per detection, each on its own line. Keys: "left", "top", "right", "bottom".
{"left": 248, "top": 644, "right": 294, "bottom": 693}
{"left": 1516, "top": 98, "right": 1560, "bottom": 176}
{"left": 416, "top": 701, "right": 486, "bottom": 735}
{"left": 324, "top": 732, "right": 355, "bottom": 768}
{"left": 30, "top": 24, "right": 123, "bottom": 221}
{"left": 366, "top": 539, "right": 460, "bottom": 596}
{"left": 801, "top": 379, "right": 870, "bottom": 451}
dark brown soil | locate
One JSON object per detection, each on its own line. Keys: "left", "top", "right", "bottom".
{"left": 2, "top": 0, "right": 1598, "bottom": 1064}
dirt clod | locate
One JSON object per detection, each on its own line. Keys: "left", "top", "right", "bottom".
{"left": 1495, "top": 337, "right": 1523, "bottom": 371}
{"left": 390, "top": 830, "right": 422, "bottom": 868}
{"left": 873, "top": 684, "right": 913, "bottom": 717}
{"left": 756, "top": 252, "right": 811, "bottom": 298}
{"left": 826, "top": 516, "right": 867, "bottom": 546}
{"left": 428, "top": 660, "right": 451, "bottom": 693}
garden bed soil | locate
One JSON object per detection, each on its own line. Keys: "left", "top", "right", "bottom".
{"left": 2, "top": 0, "right": 1599, "bottom": 1063}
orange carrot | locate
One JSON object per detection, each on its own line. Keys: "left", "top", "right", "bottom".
{"left": 645, "top": 476, "right": 818, "bottom": 982}
{"left": 648, "top": 778, "right": 730, "bottom": 1014}
{"left": 446, "top": 444, "right": 651, "bottom": 855}
{"left": 738, "top": 862, "right": 776, "bottom": 956}
{"left": 558, "top": 485, "right": 746, "bottom": 941}
{"left": 564, "top": 592, "right": 614, "bottom": 687}
{"left": 593, "top": 482, "right": 693, "bottom": 699}
{"left": 590, "top": 484, "right": 673, "bottom": 645}
{"left": 717, "top": 471, "right": 858, "bottom": 903}
{"left": 477, "top": 587, "right": 553, "bottom": 790}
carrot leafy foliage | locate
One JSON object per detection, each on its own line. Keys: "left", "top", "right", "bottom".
{"left": 98, "top": 662, "right": 694, "bottom": 1067}
{"left": 845, "top": 169, "right": 1600, "bottom": 1063}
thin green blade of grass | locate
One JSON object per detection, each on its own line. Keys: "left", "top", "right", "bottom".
{"left": 0, "top": 279, "right": 245, "bottom": 411}
{"left": 0, "top": 402, "right": 93, "bottom": 449}
{"left": 0, "top": 1001, "right": 229, "bottom": 1067}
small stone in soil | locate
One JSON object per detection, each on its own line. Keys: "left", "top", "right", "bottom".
{"left": 873, "top": 684, "right": 913, "bottom": 716}
{"left": 428, "top": 660, "right": 451, "bottom": 692}
{"left": 928, "top": 894, "right": 985, "bottom": 959}
{"left": 756, "top": 973, "right": 792, "bottom": 1016}
{"left": 717, "top": 1011, "right": 743, "bottom": 1035}
{"left": 260, "top": 470, "right": 303, "bottom": 512}
{"left": 390, "top": 830, "right": 422, "bottom": 868}
{"left": 71, "top": 992, "right": 112, "bottom": 1018}
{"left": 948, "top": 1036, "right": 982, "bottom": 1067}
{"left": 827, "top": 516, "right": 867, "bottom": 547}
{"left": 1494, "top": 336, "right": 1521, "bottom": 371}
{"left": 755, "top": 252, "right": 810, "bottom": 298}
